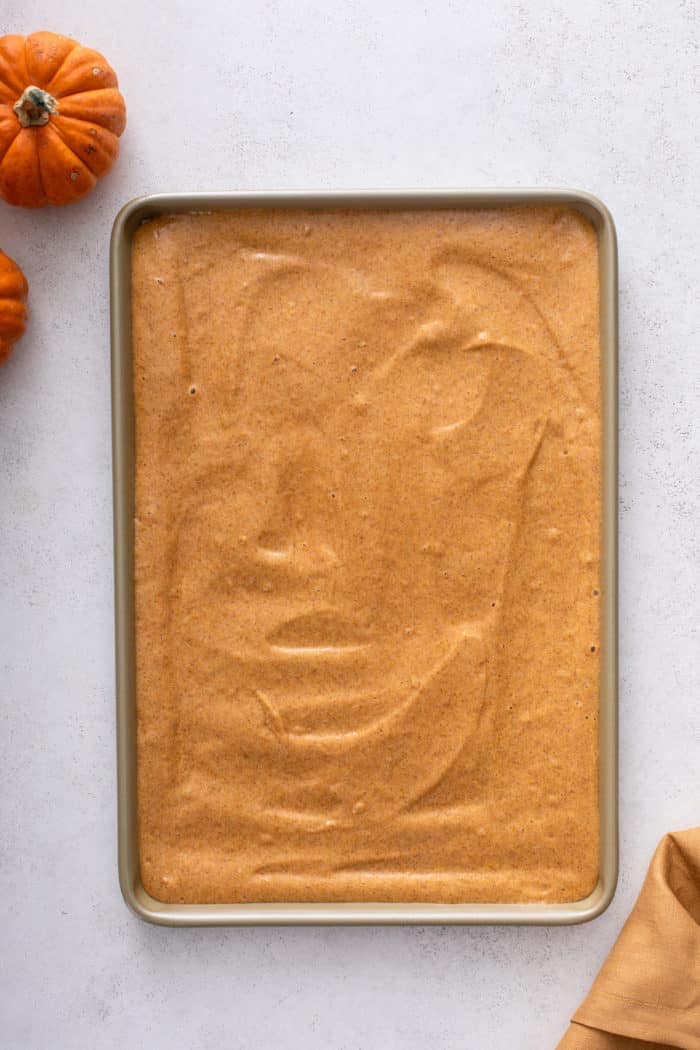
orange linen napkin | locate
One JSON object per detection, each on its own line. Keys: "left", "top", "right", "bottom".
{"left": 558, "top": 827, "right": 700, "bottom": 1050}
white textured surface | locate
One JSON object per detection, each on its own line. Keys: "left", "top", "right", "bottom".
{"left": 1, "top": 2, "right": 699, "bottom": 1047}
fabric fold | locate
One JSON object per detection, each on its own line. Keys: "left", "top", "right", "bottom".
{"left": 557, "top": 827, "right": 700, "bottom": 1050}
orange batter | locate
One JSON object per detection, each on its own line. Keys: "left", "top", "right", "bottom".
{"left": 131, "top": 206, "right": 601, "bottom": 904}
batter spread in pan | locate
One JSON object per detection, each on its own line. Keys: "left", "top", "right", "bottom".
{"left": 131, "top": 206, "right": 601, "bottom": 903}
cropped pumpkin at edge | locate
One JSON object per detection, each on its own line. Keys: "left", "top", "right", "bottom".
{"left": 0, "top": 31, "right": 127, "bottom": 207}
{"left": 0, "top": 251, "right": 28, "bottom": 365}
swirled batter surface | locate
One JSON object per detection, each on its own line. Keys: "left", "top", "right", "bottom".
{"left": 132, "top": 207, "right": 601, "bottom": 903}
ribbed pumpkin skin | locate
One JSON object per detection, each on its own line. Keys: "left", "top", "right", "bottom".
{"left": 0, "top": 250, "right": 28, "bottom": 364}
{"left": 0, "top": 31, "right": 127, "bottom": 207}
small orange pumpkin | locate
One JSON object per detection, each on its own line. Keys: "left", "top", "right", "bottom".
{"left": 0, "top": 31, "right": 126, "bottom": 207}
{"left": 0, "top": 250, "right": 28, "bottom": 365}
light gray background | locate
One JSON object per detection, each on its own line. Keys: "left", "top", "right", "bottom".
{"left": 2, "top": 2, "right": 698, "bottom": 1047}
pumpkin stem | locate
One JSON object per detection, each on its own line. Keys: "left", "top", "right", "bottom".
{"left": 13, "top": 85, "right": 59, "bottom": 128}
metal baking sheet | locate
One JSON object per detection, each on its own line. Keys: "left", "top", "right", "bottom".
{"left": 110, "top": 189, "right": 618, "bottom": 925}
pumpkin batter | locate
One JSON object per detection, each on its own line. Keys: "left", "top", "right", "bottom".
{"left": 131, "top": 206, "right": 601, "bottom": 904}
